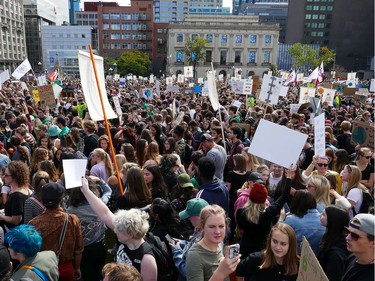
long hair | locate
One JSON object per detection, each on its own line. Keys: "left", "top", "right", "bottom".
{"left": 136, "top": 139, "right": 148, "bottom": 166}
{"left": 333, "top": 149, "right": 349, "bottom": 173}
{"left": 144, "top": 165, "right": 168, "bottom": 196}
{"left": 39, "top": 160, "right": 59, "bottom": 182}
{"left": 233, "top": 154, "right": 247, "bottom": 173}
{"left": 30, "top": 147, "right": 49, "bottom": 174}
{"left": 243, "top": 199, "right": 265, "bottom": 224}
{"left": 260, "top": 223, "right": 299, "bottom": 276}
{"left": 122, "top": 143, "right": 137, "bottom": 163}
{"left": 146, "top": 141, "right": 161, "bottom": 164}
{"left": 164, "top": 137, "right": 179, "bottom": 154}
{"left": 93, "top": 148, "right": 114, "bottom": 176}
{"left": 309, "top": 175, "right": 331, "bottom": 207}
{"left": 242, "top": 147, "right": 259, "bottom": 172}
{"left": 125, "top": 167, "right": 152, "bottom": 207}
{"left": 7, "top": 161, "right": 30, "bottom": 187}
{"left": 344, "top": 165, "right": 368, "bottom": 196}
{"left": 10, "top": 135, "right": 29, "bottom": 163}
{"left": 319, "top": 205, "right": 349, "bottom": 252}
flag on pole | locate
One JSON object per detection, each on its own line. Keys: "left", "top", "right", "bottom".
{"left": 12, "top": 59, "right": 32, "bottom": 80}
{"left": 283, "top": 70, "right": 296, "bottom": 86}
{"left": 77, "top": 50, "right": 117, "bottom": 121}
{"left": 315, "top": 62, "right": 324, "bottom": 87}
{"left": 48, "top": 70, "right": 58, "bottom": 82}
{"left": 207, "top": 63, "right": 220, "bottom": 111}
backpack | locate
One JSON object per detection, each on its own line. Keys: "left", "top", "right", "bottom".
{"left": 353, "top": 190, "right": 374, "bottom": 215}
{"left": 143, "top": 233, "right": 175, "bottom": 281}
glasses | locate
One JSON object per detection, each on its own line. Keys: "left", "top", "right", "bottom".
{"left": 362, "top": 155, "right": 372, "bottom": 159}
{"left": 344, "top": 228, "right": 364, "bottom": 241}
{"left": 4, "top": 174, "right": 12, "bottom": 178}
{"left": 317, "top": 163, "right": 328, "bottom": 167}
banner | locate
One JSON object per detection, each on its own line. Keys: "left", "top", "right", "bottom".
{"left": 12, "top": 59, "right": 32, "bottom": 80}
{"left": 207, "top": 71, "right": 220, "bottom": 111}
{"left": 314, "top": 113, "right": 326, "bottom": 157}
{"left": 259, "top": 74, "right": 288, "bottom": 105}
{"left": 184, "top": 66, "right": 193, "bottom": 78}
{"left": 351, "top": 120, "right": 374, "bottom": 149}
{"left": 299, "top": 87, "right": 316, "bottom": 104}
{"left": 77, "top": 50, "right": 117, "bottom": 121}
{"left": 0, "top": 69, "right": 10, "bottom": 86}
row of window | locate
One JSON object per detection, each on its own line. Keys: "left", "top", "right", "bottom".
{"left": 176, "top": 33, "right": 272, "bottom": 45}
{"left": 51, "top": 45, "right": 87, "bottom": 50}
{"left": 102, "top": 13, "right": 147, "bottom": 20}
{"left": 304, "top": 22, "right": 330, "bottom": 28}
{"left": 305, "top": 14, "right": 328, "bottom": 20}
{"left": 304, "top": 31, "right": 329, "bottom": 37}
{"left": 51, "top": 34, "right": 86, "bottom": 39}
{"left": 175, "top": 50, "right": 271, "bottom": 64}
{"left": 154, "top": 1, "right": 189, "bottom": 7}
{"left": 306, "top": 0, "right": 334, "bottom": 2}
{"left": 76, "top": 14, "right": 97, "bottom": 19}
{"left": 306, "top": 5, "right": 333, "bottom": 11}
{"left": 103, "top": 33, "right": 147, "bottom": 40}
{"left": 103, "top": 42, "right": 148, "bottom": 50}
{"left": 76, "top": 20, "right": 98, "bottom": 26}
{"left": 103, "top": 23, "right": 147, "bottom": 31}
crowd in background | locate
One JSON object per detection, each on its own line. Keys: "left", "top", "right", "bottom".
{"left": 0, "top": 75, "right": 373, "bottom": 281}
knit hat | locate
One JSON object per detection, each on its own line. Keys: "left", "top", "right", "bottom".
{"left": 47, "top": 125, "right": 61, "bottom": 137}
{"left": 177, "top": 173, "right": 194, "bottom": 189}
{"left": 179, "top": 198, "right": 209, "bottom": 219}
{"left": 350, "top": 214, "right": 375, "bottom": 236}
{"left": 41, "top": 182, "right": 65, "bottom": 207}
{"left": 249, "top": 182, "right": 268, "bottom": 204}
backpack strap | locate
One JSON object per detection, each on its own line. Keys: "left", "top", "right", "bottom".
{"left": 57, "top": 213, "right": 69, "bottom": 259}
{"left": 21, "top": 265, "right": 49, "bottom": 281}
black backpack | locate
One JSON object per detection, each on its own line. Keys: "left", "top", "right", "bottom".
{"left": 143, "top": 233, "right": 174, "bottom": 281}
{"left": 353, "top": 190, "right": 375, "bottom": 215}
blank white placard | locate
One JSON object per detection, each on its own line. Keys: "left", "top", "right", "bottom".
{"left": 62, "top": 159, "right": 88, "bottom": 189}
{"left": 249, "top": 119, "right": 308, "bottom": 168}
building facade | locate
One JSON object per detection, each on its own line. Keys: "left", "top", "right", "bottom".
{"left": 41, "top": 25, "right": 93, "bottom": 77}
{"left": 69, "top": 0, "right": 81, "bottom": 25}
{"left": 233, "top": 0, "right": 287, "bottom": 15}
{"left": 0, "top": 0, "right": 27, "bottom": 71}
{"left": 97, "top": 1, "right": 154, "bottom": 60}
{"left": 167, "top": 15, "right": 279, "bottom": 77}
{"left": 285, "top": 0, "right": 374, "bottom": 71}
{"left": 238, "top": 2, "right": 288, "bottom": 43}
{"left": 153, "top": 0, "right": 189, "bottom": 23}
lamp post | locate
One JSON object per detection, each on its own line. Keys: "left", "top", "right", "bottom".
{"left": 38, "top": 62, "right": 42, "bottom": 74}
{"left": 109, "top": 67, "right": 113, "bottom": 75}
{"left": 113, "top": 62, "right": 117, "bottom": 74}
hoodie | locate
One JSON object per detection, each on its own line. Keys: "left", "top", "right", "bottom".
{"left": 196, "top": 178, "right": 229, "bottom": 213}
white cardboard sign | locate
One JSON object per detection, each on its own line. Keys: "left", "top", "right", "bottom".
{"left": 62, "top": 159, "right": 88, "bottom": 189}
{"left": 249, "top": 119, "right": 308, "bottom": 168}
{"left": 314, "top": 113, "right": 326, "bottom": 157}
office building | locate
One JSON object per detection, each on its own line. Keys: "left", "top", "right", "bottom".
{"left": 0, "top": 0, "right": 27, "bottom": 71}
{"left": 285, "top": 0, "right": 374, "bottom": 71}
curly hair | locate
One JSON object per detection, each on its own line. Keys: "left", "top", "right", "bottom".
{"left": 30, "top": 147, "right": 50, "bottom": 174}
{"left": 7, "top": 161, "right": 30, "bottom": 187}
{"left": 113, "top": 209, "right": 149, "bottom": 239}
{"left": 39, "top": 160, "right": 59, "bottom": 182}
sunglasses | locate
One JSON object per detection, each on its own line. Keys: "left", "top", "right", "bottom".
{"left": 344, "top": 228, "right": 364, "bottom": 241}
{"left": 317, "top": 163, "right": 328, "bottom": 167}
{"left": 362, "top": 155, "right": 372, "bottom": 159}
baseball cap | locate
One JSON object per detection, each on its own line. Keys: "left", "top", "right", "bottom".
{"left": 179, "top": 198, "right": 209, "bottom": 219}
{"left": 248, "top": 172, "right": 264, "bottom": 183}
{"left": 41, "top": 182, "right": 65, "bottom": 207}
{"left": 350, "top": 213, "right": 375, "bottom": 236}
{"left": 177, "top": 173, "right": 194, "bottom": 189}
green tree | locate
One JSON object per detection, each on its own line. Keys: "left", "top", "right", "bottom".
{"left": 288, "top": 43, "right": 318, "bottom": 70}
{"left": 184, "top": 37, "right": 208, "bottom": 79}
{"left": 103, "top": 56, "right": 117, "bottom": 74}
{"left": 316, "top": 46, "right": 336, "bottom": 68}
{"left": 116, "top": 50, "right": 151, "bottom": 76}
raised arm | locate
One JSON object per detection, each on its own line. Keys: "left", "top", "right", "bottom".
{"left": 80, "top": 177, "right": 115, "bottom": 230}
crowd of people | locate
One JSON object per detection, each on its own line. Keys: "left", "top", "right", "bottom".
{"left": 0, "top": 74, "right": 373, "bottom": 281}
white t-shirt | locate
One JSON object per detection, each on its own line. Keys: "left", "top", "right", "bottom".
{"left": 347, "top": 188, "right": 363, "bottom": 219}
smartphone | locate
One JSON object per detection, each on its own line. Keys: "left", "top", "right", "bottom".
{"left": 229, "top": 244, "right": 240, "bottom": 259}
{"left": 165, "top": 234, "right": 176, "bottom": 245}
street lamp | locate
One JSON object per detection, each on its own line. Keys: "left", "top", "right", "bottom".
{"left": 38, "top": 62, "right": 42, "bottom": 74}
{"left": 109, "top": 67, "right": 113, "bottom": 75}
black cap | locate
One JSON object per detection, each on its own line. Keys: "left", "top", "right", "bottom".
{"left": 41, "top": 182, "right": 65, "bottom": 207}
{"left": 248, "top": 172, "right": 264, "bottom": 183}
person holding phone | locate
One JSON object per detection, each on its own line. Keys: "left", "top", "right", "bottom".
{"left": 186, "top": 204, "right": 240, "bottom": 281}
{"left": 236, "top": 223, "right": 299, "bottom": 281}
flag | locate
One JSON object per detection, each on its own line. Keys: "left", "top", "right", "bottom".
{"left": 0, "top": 69, "right": 10, "bottom": 87}
{"left": 207, "top": 64, "right": 220, "bottom": 110}
{"left": 283, "top": 70, "right": 296, "bottom": 86}
{"left": 12, "top": 59, "right": 32, "bottom": 80}
{"left": 77, "top": 50, "right": 117, "bottom": 121}
{"left": 47, "top": 70, "right": 58, "bottom": 82}
{"left": 315, "top": 62, "right": 324, "bottom": 86}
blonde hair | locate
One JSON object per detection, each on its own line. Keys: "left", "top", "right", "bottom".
{"left": 115, "top": 154, "right": 126, "bottom": 172}
{"left": 93, "top": 148, "right": 114, "bottom": 176}
{"left": 200, "top": 204, "right": 227, "bottom": 235}
{"left": 344, "top": 165, "right": 368, "bottom": 196}
{"left": 309, "top": 175, "right": 331, "bottom": 207}
{"left": 146, "top": 141, "right": 161, "bottom": 164}
{"left": 243, "top": 199, "right": 265, "bottom": 224}
{"left": 113, "top": 209, "right": 149, "bottom": 239}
